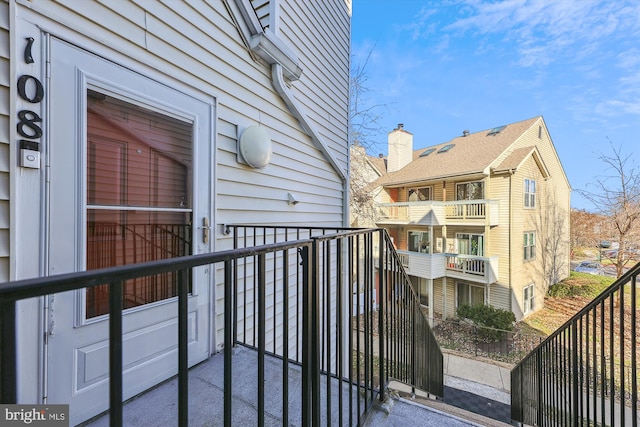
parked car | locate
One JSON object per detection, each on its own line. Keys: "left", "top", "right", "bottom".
{"left": 574, "top": 261, "right": 603, "bottom": 275}
{"left": 598, "top": 241, "right": 611, "bottom": 249}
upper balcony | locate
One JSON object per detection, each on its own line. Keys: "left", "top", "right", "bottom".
{"left": 396, "top": 251, "right": 499, "bottom": 284}
{"left": 376, "top": 200, "right": 500, "bottom": 227}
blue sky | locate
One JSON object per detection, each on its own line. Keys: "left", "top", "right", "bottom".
{"left": 351, "top": 0, "right": 640, "bottom": 212}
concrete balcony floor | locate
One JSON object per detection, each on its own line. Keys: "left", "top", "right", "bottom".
{"left": 84, "top": 350, "right": 512, "bottom": 427}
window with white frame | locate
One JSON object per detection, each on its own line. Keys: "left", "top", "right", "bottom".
{"left": 524, "top": 231, "right": 536, "bottom": 261}
{"left": 524, "top": 178, "right": 536, "bottom": 208}
{"left": 524, "top": 283, "right": 535, "bottom": 314}
{"left": 408, "top": 186, "right": 432, "bottom": 202}
{"left": 408, "top": 230, "right": 430, "bottom": 253}
{"left": 410, "top": 276, "right": 429, "bottom": 307}
{"left": 456, "top": 282, "right": 485, "bottom": 307}
{"left": 456, "top": 181, "right": 484, "bottom": 200}
{"left": 456, "top": 233, "right": 484, "bottom": 256}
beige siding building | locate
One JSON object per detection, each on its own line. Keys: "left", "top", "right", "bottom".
{"left": 370, "top": 117, "right": 571, "bottom": 322}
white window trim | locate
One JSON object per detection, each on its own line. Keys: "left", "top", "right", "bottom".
{"left": 407, "top": 229, "right": 431, "bottom": 254}
{"left": 456, "top": 180, "right": 485, "bottom": 200}
{"left": 455, "top": 282, "right": 486, "bottom": 308}
{"left": 524, "top": 178, "right": 536, "bottom": 208}
{"left": 524, "top": 283, "right": 535, "bottom": 314}
{"left": 408, "top": 186, "right": 433, "bottom": 202}
{"left": 455, "top": 232, "right": 485, "bottom": 257}
{"left": 524, "top": 231, "right": 536, "bottom": 261}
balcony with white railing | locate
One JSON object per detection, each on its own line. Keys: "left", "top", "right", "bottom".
{"left": 396, "top": 251, "right": 447, "bottom": 279}
{"left": 444, "top": 253, "right": 499, "bottom": 284}
{"left": 376, "top": 200, "right": 499, "bottom": 227}
{"left": 394, "top": 251, "right": 499, "bottom": 284}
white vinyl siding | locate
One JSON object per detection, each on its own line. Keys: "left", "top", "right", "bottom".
{"left": 0, "top": 0, "right": 9, "bottom": 281}
{"left": 12, "top": 0, "right": 350, "bottom": 356}
{"left": 250, "top": 0, "right": 271, "bottom": 29}
{"left": 278, "top": 0, "right": 350, "bottom": 171}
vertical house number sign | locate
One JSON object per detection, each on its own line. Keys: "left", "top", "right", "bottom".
{"left": 17, "top": 37, "right": 43, "bottom": 169}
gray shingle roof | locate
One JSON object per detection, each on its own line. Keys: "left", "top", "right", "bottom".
{"left": 371, "top": 116, "right": 541, "bottom": 186}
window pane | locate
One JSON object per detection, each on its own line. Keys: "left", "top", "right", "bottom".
{"left": 87, "top": 92, "right": 192, "bottom": 208}
{"left": 457, "top": 283, "right": 469, "bottom": 306}
{"left": 408, "top": 187, "right": 431, "bottom": 201}
{"left": 470, "top": 286, "right": 484, "bottom": 305}
{"left": 408, "top": 231, "right": 430, "bottom": 253}
{"left": 469, "top": 182, "right": 484, "bottom": 199}
{"left": 86, "top": 91, "right": 193, "bottom": 318}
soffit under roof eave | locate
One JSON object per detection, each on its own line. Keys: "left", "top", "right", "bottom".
{"left": 381, "top": 171, "right": 489, "bottom": 188}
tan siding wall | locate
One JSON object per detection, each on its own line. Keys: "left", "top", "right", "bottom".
{"left": 489, "top": 283, "right": 511, "bottom": 311}
{"left": 432, "top": 277, "right": 444, "bottom": 316}
{"left": 488, "top": 174, "right": 511, "bottom": 303}
{"left": 508, "top": 120, "right": 571, "bottom": 319}
{"left": 0, "top": 0, "right": 9, "bottom": 281}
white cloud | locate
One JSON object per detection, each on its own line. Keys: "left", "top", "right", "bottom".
{"left": 444, "top": 0, "right": 640, "bottom": 68}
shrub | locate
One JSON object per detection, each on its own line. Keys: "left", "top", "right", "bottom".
{"left": 456, "top": 304, "right": 516, "bottom": 341}
{"left": 547, "top": 272, "right": 613, "bottom": 298}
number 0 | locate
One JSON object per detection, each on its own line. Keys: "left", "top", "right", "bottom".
{"left": 17, "top": 75, "right": 44, "bottom": 103}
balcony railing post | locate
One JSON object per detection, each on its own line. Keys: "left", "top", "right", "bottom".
{"left": 109, "top": 280, "right": 124, "bottom": 427}
{"left": 257, "top": 253, "right": 266, "bottom": 427}
{"left": 310, "top": 241, "right": 320, "bottom": 427}
{"left": 178, "top": 269, "right": 189, "bottom": 427}
{"left": 301, "top": 242, "right": 320, "bottom": 427}
{"left": 224, "top": 259, "right": 233, "bottom": 427}
{"left": 571, "top": 319, "right": 579, "bottom": 427}
{"left": 0, "top": 300, "right": 17, "bottom": 403}
{"left": 378, "top": 229, "right": 385, "bottom": 400}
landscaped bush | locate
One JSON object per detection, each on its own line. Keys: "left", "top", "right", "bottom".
{"left": 456, "top": 303, "right": 516, "bottom": 341}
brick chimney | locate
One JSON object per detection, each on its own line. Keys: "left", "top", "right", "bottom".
{"left": 387, "top": 123, "right": 413, "bottom": 173}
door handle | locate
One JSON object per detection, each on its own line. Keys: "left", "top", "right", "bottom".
{"left": 199, "top": 217, "right": 211, "bottom": 244}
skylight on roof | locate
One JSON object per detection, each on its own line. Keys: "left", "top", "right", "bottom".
{"left": 487, "top": 125, "right": 506, "bottom": 136}
{"left": 420, "top": 148, "right": 436, "bottom": 157}
{"left": 437, "top": 144, "right": 455, "bottom": 153}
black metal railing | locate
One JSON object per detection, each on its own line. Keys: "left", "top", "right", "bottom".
{"left": 229, "top": 226, "right": 444, "bottom": 404}
{"left": 433, "top": 318, "right": 543, "bottom": 364}
{"left": 511, "top": 262, "right": 639, "bottom": 426}
{"left": 0, "top": 226, "right": 443, "bottom": 426}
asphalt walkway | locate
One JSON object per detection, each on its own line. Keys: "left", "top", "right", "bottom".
{"left": 442, "top": 351, "right": 512, "bottom": 423}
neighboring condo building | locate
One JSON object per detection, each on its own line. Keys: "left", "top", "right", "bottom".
{"left": 367, "top": 118, "right": 571, "bottom": 323}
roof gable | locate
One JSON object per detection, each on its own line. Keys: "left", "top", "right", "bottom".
{"left": 493, "top": 146, "right": 551, "bottom": 178}
{"left": 375, "top": 116, "right": 540, "bottom": 186}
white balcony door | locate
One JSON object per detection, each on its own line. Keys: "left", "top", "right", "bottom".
{"left": 456, "top": 233, "right": 484, "bottom": 256}
{"left": 46, "top": 39, "right": 213, "bottom": 425}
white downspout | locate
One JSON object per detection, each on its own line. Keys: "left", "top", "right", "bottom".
{"left": 271, "top": 64, "right": 349, "bottom": 226}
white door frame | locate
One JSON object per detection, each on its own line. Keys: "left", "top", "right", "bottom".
{"left": 43, "top": 37, "right": 216, "bottom": 425}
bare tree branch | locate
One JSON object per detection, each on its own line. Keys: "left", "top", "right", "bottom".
{"left": 575, "top": 141, "right": 640, "bottom": 277}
